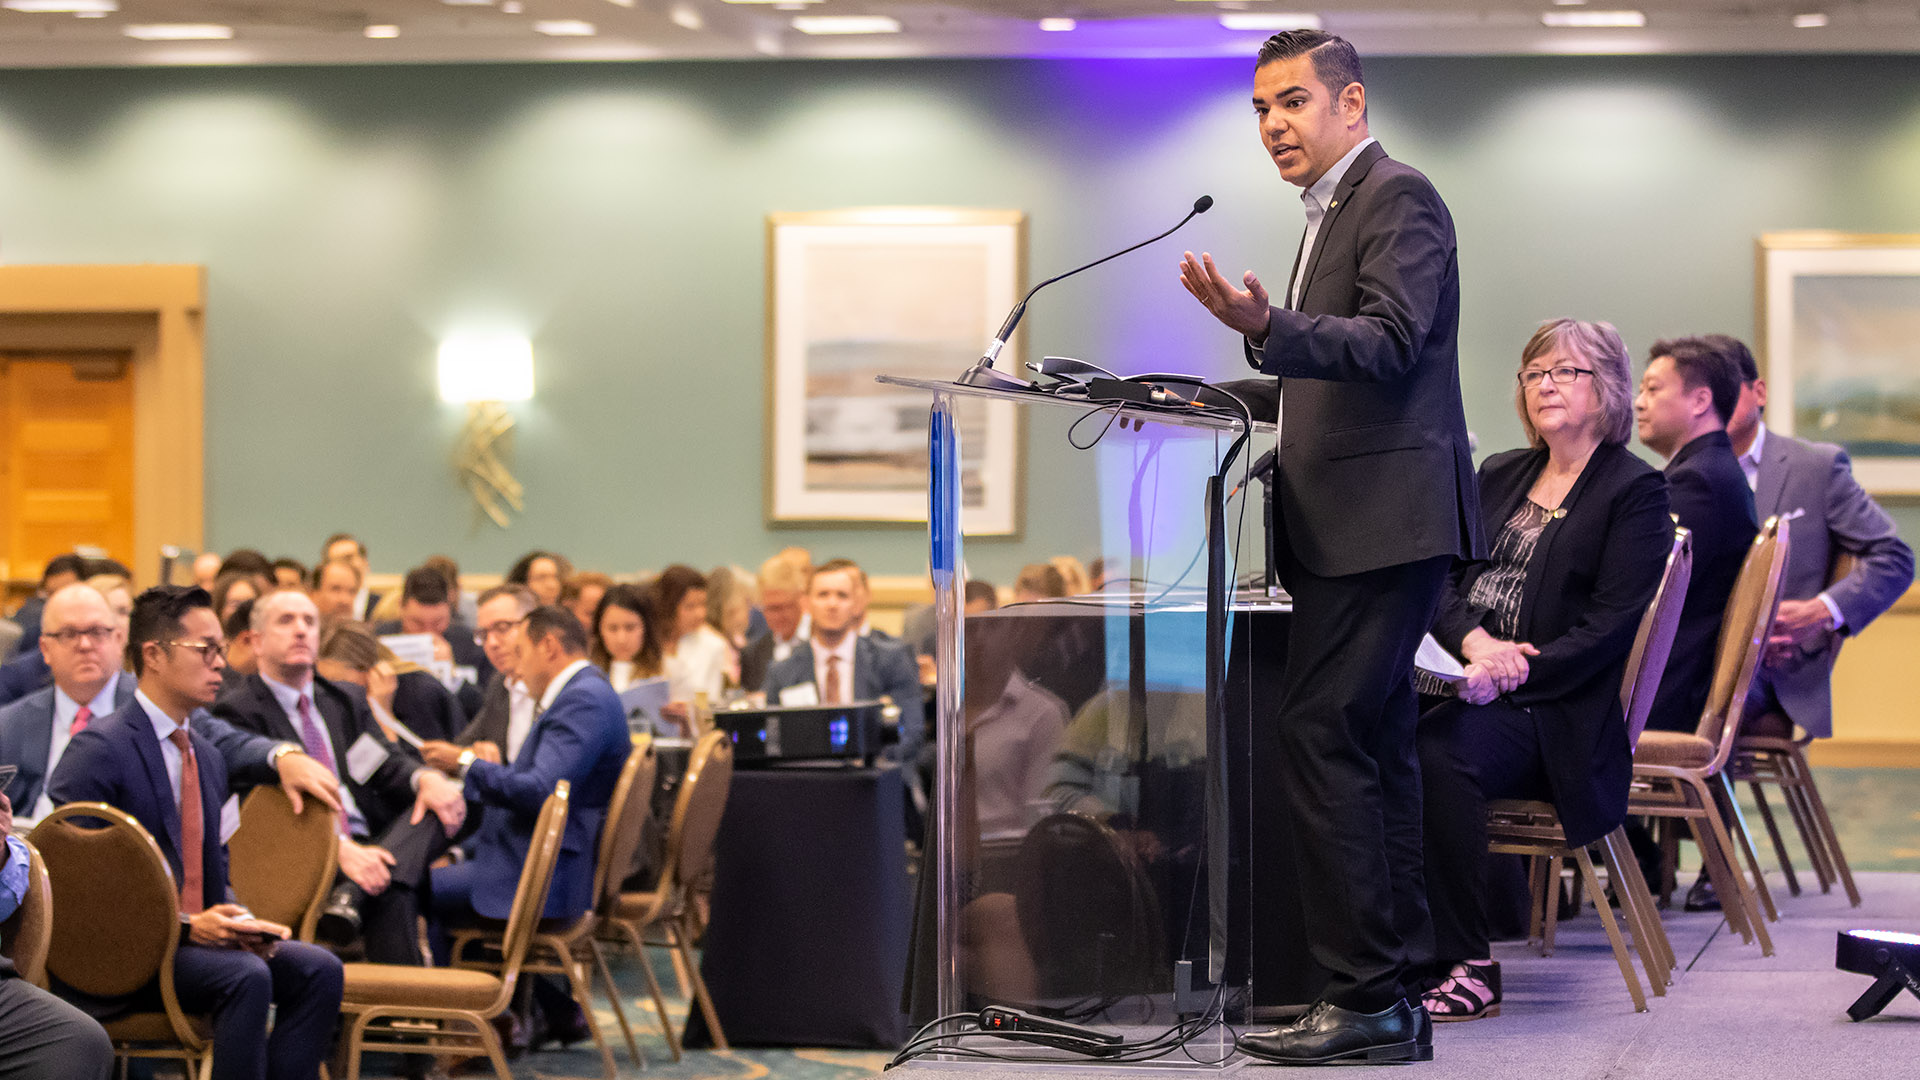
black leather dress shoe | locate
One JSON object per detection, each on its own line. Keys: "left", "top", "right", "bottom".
{"left": 1684, "top": 875, "right": 1721, "bottom": 912}
{"left": 315, "top": 883, "right": 363, "bottom": 947}
{"left": 1411, "top": 1001, "right": 1433, "bottom": 1061}
{"left": 1236, "top": 1000, "right": 1419, "bottom": 1065}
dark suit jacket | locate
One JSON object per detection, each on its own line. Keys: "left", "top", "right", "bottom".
{"left": 7, "top": 597, "right": 44, "bottom": 659}
{"left": 762, "top": 637, "right": 925, "bottom": 764}
{"left": 1246, "top": 141, "right": 1483, "bottom": 578}
{"left": 389, "top": 669, "right": 466, "bottom": 744}
{"left": 737, "top": 633, "right": 783, "bottom": 694}
{"left": 47, "top": 698, "right": 235, "bottom": 908}
{"left": 460, "top": 664, "right": 629, "bottom": 920}
{"left": 212, "top": 673, "right": 420, "bottom": 836}
{"left": 454, "top": 672, "right": 511, "bottom": 748}
{"left": 2, "top": 675, "right": 279, "bottom": 813}
{"left": 1431, "top": 443, "right": 1672, "bottom": 845}
{"left": 1749, "top": 432, "right": 1915, "bottom": 738}
{"left": 1645, "top": 431, "right": 1759, "bottom": 734}
{"left": 0, "top": 652, "right": 51, "bottom": 710}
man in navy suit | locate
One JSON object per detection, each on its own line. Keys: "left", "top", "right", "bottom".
{"left": 429, "top": 605, "right": 629, "bottom": 1040}
{"left": 761, "top": 559, "right": 925, "bottom": 766}
{"left": 2, "top": 585, "right": 340, "bottom": 829}
{"left": 48, "top": 586, "right": 343, "bottom": 1080}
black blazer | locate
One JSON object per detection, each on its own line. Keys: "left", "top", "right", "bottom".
{"left": 455, "top": 672, "right": 511, "bottom": 749}
{"left": 1431, "top": 442, "right": 1671, "bottom": 846}
{"left": 1643, "top": 431, "right": 1758, "bottom": 734}
{"left": 391, "top": 669, "right": 467, "bottom": 744}
{"left": 1247, "top": 141, "right": 1484, "bottom": 578}
{"left": 213, "top": 673, "right": 420, "bottom": 836}
{"left": 737, "top": 633, "right": 777, "bottom": 694}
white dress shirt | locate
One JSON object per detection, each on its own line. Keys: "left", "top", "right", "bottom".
{"left": 32, "top": 672, "right": 121, "bottom": 822}
{"left": 536, "top": 659, "right": 593, "bottom": 715}
{"left": 810, "top": 631, "right": 859, "bottom": 705}
{"left": 1740, "top": 424, "right": 1845, "bottom": 631}
{"left": 133, "top": 689, "right": 191, "bottom": 805}
{"left": 504, "top": 676, "right": 537, "bottom": 762}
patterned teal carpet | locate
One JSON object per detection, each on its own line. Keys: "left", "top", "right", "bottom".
{"left": 368, "top": 766, "right": 1920, "bottom": 1078}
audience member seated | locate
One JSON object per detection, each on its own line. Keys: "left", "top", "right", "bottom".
{"left": 739, "top": 554, "right": 808, "bottom": 693}
{"left": 220, "top": 598, "right": 258, "bottom": 688}
{"left": 7, "top": 553, "right": 87, "bottom": 660}
{"left": 315, "top": 620, "right": 467, "bottom": 745}
{"left": 309, "top": 558, "right": 363, "bottom": 623}
{"left": 0, "top": 574, "right": 134, "bottom": 709}
{"left": 426, "top": 605, "right": 629, "bottom": 1040}
{"left": 419, "top": 585, "right": 539, "bottom": 774}
{"left": 319, "top": 534, "right": 374, "bottom": 619}
{"left": 705, "top": 565, "right": 757, "bottom": 649}
{"left": 0, "top": 791, "right": 115, "bottom": 1080}
{"left": 375, "top": 566, "right": 489, "bottom": 716}
{"left": 1415, "top": 320, "right": 1671, "bottom": 1022}
{"left": 655, "top": 565, "right": 734, "bottom": 727}
{"left": 48, "top": 585, "right": 345, "bottom": 1080}
{"left": 847, "top": 562, "right": 892, "bottom": 641}
{"left": 191, "top": 550, "right": 224, "bottom": 592}
{"left": 506, "top": 550, "right": 573, "bottom": 608}
{"left": 216, "top": 550, "right": 274, "bottom": 587}
{"left": 1722, "top": 337, "right": 1915, "bottom": 739}
{"left": 763, "top": 559, "right": 925, "bottom": 766}
{"left": 271, "top": 557, "right": 308, "bottom": 592}
{"left": 421, "top": 554, "right": 478, "bottom": 628}
{"left": 1013, "top": 563, "right": 1069, "bottom": 603}
{"left": 590, "top": 584, "right": 661, "bottom": 693}
{"left": 212, "top": 591, "right": 466, "bottom": 965}
{"left": 1050, "top": 556, "right": 1091, "bottom": 597}
{"left": 903, "top": 578, "right": 1000, "bottom": 664}
{"left": 560, "top": 571, "right": 612, "bottom": 636}
{"left": 210, "top": 571, "right": 263, "bottom": 626}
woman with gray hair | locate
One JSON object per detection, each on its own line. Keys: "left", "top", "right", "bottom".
{"left": 1413, "top": 319, "right": 1674, "bottom": 1021}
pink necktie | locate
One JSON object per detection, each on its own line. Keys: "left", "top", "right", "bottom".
{"left": 168, "top": 728, "right": 205, "bottom": 915}
{"left": 70, "top": 706, "right": 91, "bottom": 734}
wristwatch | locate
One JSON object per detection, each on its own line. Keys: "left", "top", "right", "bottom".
{"left": 267, "top": 743, "right": 302, "bottom": 768}
{"left": 456, "top": 747, "right": 477, "bottom": 779}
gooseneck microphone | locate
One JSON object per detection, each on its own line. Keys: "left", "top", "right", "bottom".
{"left": 957, "top": 195, "right": 1215, "bottom": 390}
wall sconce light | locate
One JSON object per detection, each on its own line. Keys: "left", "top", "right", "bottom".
{"left": 438, "top": 333, "right": 533, "bottom": 529}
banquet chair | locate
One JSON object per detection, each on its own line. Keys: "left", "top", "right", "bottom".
{"left": 31, "top": 803, "right": 213, "bottom": 1080}
{"left": 1630, "top": 515, "right": 1788, "bottom": 956}
{"left": 334, "top": 782, "right": 570, "bottom": 1080}
{"left": 0, "top": 838, "right": 52, "bottom": 986}
{"left": 227, "top": 785, "right": 340, "bottom": 943}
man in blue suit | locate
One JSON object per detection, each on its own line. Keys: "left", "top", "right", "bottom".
{"left": 48, "top": 585, "right": 343, "bottom": 1080}
{"left": 2, "top": 584, "right": 340, "bottom": 829}
{"left": 762, "top": 558, "right": 925, "bottom": 766}
{"left": 429, "top": 604, "right": 629, "bottom": 1043}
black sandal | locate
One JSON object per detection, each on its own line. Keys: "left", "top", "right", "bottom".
{"left": 1421, "top": 960, "right": 1501, "bottom": 1022}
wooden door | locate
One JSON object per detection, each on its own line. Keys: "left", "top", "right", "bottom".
{"left": 0, "top": 356, "right": 136, "bottom": 582}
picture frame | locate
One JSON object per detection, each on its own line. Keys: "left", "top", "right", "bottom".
{"left": 1758, "top": 231, "right": 1920, "bottom": 495}
{"left": 765, "top": 207, "right": 1026, "bottom": 533}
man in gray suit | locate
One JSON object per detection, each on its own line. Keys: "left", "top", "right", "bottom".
{"left": 762, "top": 559, "right": 924, "bottom": 766}
{"left": 1723, "top": 337, "right": 1914, "bottom": 738}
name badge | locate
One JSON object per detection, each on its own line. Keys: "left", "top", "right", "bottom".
{"left": 345, "top": 732, "right": 391, "bottom": 785}
{"left": 779, "top": 682, "right": 821, "bottom": 707}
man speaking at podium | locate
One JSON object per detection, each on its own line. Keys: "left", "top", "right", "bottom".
{"left": 1180, "top": 30, "right": 1481, "bottom": 1065}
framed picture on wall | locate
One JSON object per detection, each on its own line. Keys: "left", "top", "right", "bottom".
{"left": 765, "top": 207, "right": 1026, "bottom": 533}
{"left": 1758, "top": 231, "right": 1920, "bottom": 495}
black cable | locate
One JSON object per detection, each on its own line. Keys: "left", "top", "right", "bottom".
{"left": 1067, "top": 402, "right": 1126, "bottom": 450}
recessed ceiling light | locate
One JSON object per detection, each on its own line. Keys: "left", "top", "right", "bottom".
{"left": 1540, "top": 10, "right": 1645, "bottom": 27}
{"left": 1218, "top": 13, "right": 1323, "bottom": 31}
{"left": 123, "top": 24, "right": 235, "bottom": 40}
{"left": 500, "top": 1, "right": 522, "bottom": 11}
{"left": 2, "top": 0, "right": 116, "bottom": 12}
{"left": 723, "top": 0, "right": 824, "bottom": 4}
{"left": 441, "top": 1, "right": 494, "bottom": 6}
{"left": 365, "top": 24, "right": 400, "bottom": 39}
{"left": 605, "top": 0, "right": 637, "bottom": 7}
{"left": 1552, "top": 0, "right": 1589, "bottom": 5}
{"left": 1038, "top": 18, "right": 1075, "bottom": 32}
{"left": 669, "top": 4, "right": 703, "bottom": 30}
{"left": 1792, "top": 12, "right": 1829, "bottom": 27}
{"left": 791, "top": 15, "right": 901, "bottom": 34}
{"left": 75, "top": 9, "right": 108, "bottom": 16}
{"left": 534, "top": 20, "right": 596, "bottom": 36}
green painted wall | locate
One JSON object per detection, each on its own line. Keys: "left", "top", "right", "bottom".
{"left": 1, "top": 55, "right": 1916, "bottom": 582}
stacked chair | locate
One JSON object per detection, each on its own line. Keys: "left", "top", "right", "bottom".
{"left": 1630, "top": 515, "right": 1790, "bottom": 956}
{"left": 1486, "top": 525, "right": 1691, "bottom": 1011}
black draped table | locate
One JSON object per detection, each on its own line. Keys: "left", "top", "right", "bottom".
{"left": 684, "top": 763, "right": 912, "bottom": 1048}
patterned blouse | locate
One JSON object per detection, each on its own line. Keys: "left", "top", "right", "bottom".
{"left": 1419, "top": 500, "right": 1551, "bottom": 697}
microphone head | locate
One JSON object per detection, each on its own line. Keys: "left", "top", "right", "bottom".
{"left": 1193, "top": 195, "right": 1214, "bottom": 214}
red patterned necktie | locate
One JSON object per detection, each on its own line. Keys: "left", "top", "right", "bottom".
{"left": 70, "top": 706, "right": 91, "bottom": 734}
{"left": 168, "top": 728, "right": 205, "bottom": 915}
{"left": 824, "top": 656, "right": 844, "bottom": 705}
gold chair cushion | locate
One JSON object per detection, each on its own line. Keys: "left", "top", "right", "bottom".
{"left": 1739, "top": 711, "right": 1794, "bottom": 740}
{"left": 1635, "top": 730, "right": 1715, "bottom": 769}
{"left": 104, "top": 1011, "right": 212, "bottom": 1044}
{"left": 341, "top": 963, "right": 502, "bottom": 1011}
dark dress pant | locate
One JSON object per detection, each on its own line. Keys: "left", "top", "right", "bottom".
{"left": 172, "top": 940, "right": 343, "bottom": 1080}
{"left": 0, "top": 977, "right": 112, "bottom": 1080}
{"left": 352, "top": 814, "right": 458, "bottom": 966}
{"left": 1415, "top": 698, "right": 1551, "bottom": 967}
{"left": 1272, "top": 553, "right": 1450, "bottom": 1013}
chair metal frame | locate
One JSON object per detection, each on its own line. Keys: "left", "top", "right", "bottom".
{"left": 1488, "top": 525, "right": 1692, "bottom": 1011}
{"left": 604, "top": 729, "right": 735, "bottom": 1054}
{"left": 1630, "top": 515, "right": 1789, "bottom": 957}
{"left": 335, "top": 782, "right": 572, "bottom": 1080}
{"left": 30, "top": 802, "right": 213, "bottom": 1080}
{"left": 449, "top": 735, "right": 659, "bottom": 1078}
